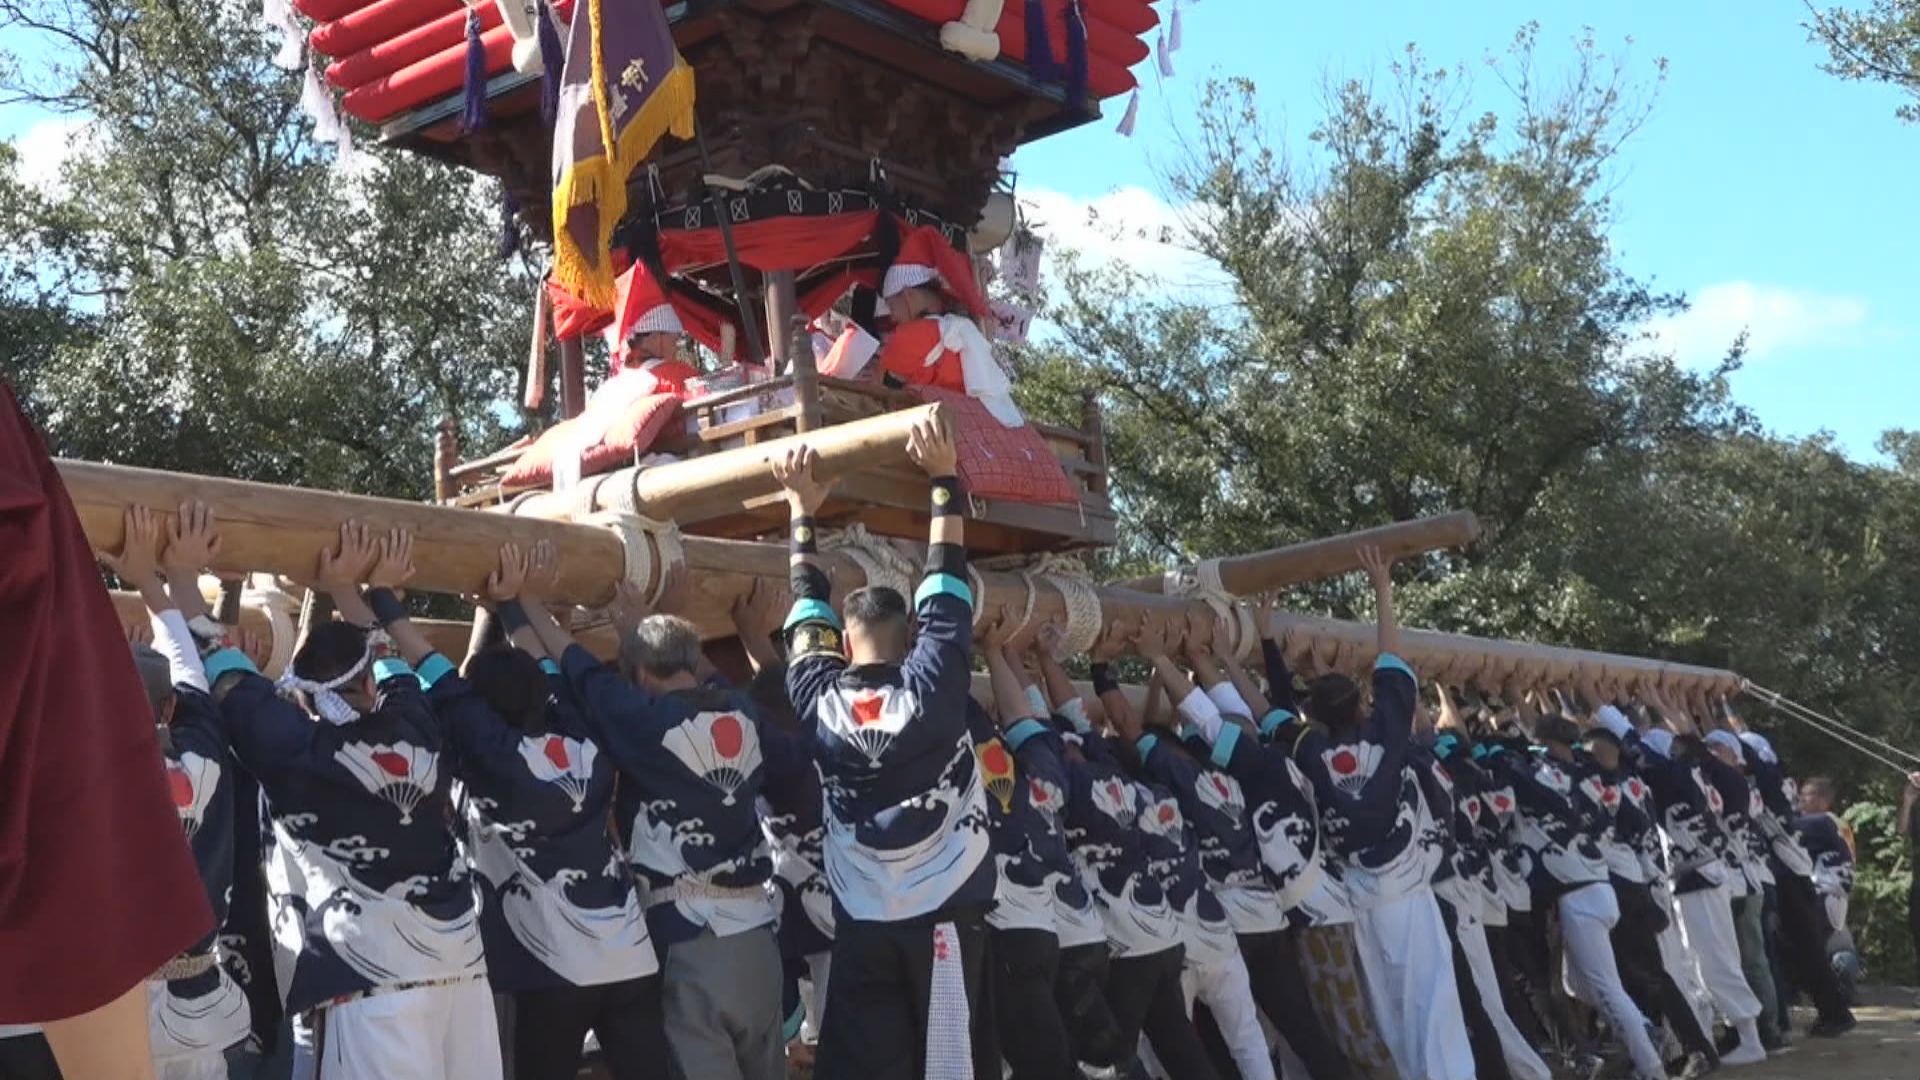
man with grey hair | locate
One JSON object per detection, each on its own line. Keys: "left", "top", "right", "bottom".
{"left": 514, "top": 560, "right": 806, "bottom": 1080}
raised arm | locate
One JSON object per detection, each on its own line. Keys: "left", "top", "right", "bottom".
{"left": 106, "top": 506, "right": 211, "bottom": 695}
{"left": 1033, "top": 624, "right": 1084, "bottom": 712}
{"left": 900, "top": 412, "right": 973, "bottom": 701}
{"left": 979, "top": 608, "right": 1031, "bottom": 726}
{"left": 771, "top": 443, "right": 838, "bottom": 645}
{"left": 159, "top": 501, "right": 221, "bottom": 623}
{"left": 1357, "top": 544, "right": 1401, "bottom": 659}
{"left": 103, "top": 506, "right": 169, "bottom": 618}
{"left": 360, "top": 528, "right": 437, "bottom": 670}
{"left": 730, "top": 579, "right": 786, "bottom": 675}
{"left": 1219, "top": 639, "right": 1272, "bottom": 722}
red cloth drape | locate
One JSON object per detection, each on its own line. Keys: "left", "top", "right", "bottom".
{"left": 0, "top": 384, "right": 212, "bottom": 1023}
{"left": 658, "top": 210, "right": 882, "bottom": 273}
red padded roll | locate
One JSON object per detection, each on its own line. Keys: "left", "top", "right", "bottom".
{"left": 325, "top": 0, "right": 576, "bottom": 90}
{"left": 295, "top": 0, "right": 377, "bottom": 21}
{"left": 1083, "top": 0, "right": 1157, "bottom": 35}
{"left": 326, "top": 1, "right": 498, "bottom": 89}
{"left": 310, "top": 0, "right": 461, "bottom": 59}
{"left": 340, "top": 20, "right": 514, "bottom": 122}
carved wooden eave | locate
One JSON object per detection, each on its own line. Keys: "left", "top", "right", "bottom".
{"left": 381, "top": 0, "right": 1101, "bottom": 238}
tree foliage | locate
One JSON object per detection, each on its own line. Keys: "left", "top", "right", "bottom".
{"left": 1809, "top": 0, "right": 1920, "bottom": 121}
{"left": 1015, "top": 29, "right": 1920, "bottom": 835}
{"left": 0, "top": 0, "right": 540, "bottom": 498}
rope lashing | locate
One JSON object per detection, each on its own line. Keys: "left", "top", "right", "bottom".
{"left": 1165, "top": 556, "right": 1256, "bottom": 661}
{"left": 1743, "top": 680, "right": 1920, "bottom": 773}
{"left": 582, "top": 510, "right": 686, "bottom": 608}
{"left": 822, "top": 523, "right": 917, "bottom": 601}
{"left": 1030, "top": 553, "right": 1103, "bottom": 656}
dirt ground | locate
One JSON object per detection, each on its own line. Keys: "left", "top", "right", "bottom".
{"left": 1741, "top": 988, "right": 1920, "bottom": 1080}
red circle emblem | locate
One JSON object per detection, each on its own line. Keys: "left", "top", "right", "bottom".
{"left": 711, "top": 714, "right": 744, "bottom": 759}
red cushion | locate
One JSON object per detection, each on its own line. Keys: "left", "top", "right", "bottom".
{"left": 912, "top": 388, "right": 1078, "bottom": 506}
{"left": 499, "top": 394, "right": 682, "bottom": 489}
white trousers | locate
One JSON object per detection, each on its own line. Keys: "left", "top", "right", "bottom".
{"left": 1454, "top": 913, "right": 1552, "bottom": 1080}
{"left": 1656, "top": 908, "right": 1715, "bottom": 1037}
{"left": 1676, "top": 884, "right": 1762, "bottom": 1023}
{"left": 1182, "top": 949, "right": 1275, "bottom": 1080}
{"left": 307, "top": 979, "right": 503, "bottom": 1080}
{"left": 156, "top": 1053, "right": 231, "bottom": 1080}
{"left": 1350, "top": 887, "right": 1475, "bottom": 1080}
{"left": 1557, "top": 883, "right": 1663, "bottom": 1080}
{"left": 147, "top": 973, "right": 250, "bottom": 1076}
{"left": 800, "top": 951, "right": 832, "bottom": 1043}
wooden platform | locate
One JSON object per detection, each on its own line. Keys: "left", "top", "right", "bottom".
{"left": 436, "top": 372, "right": 1115, "bottom": 555}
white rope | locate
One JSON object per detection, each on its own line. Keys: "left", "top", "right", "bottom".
{"left": 1010, "top": 571, "right": 1040, "bottom": 643}
{"left": 1743, "top": 680, "right": 1920, "bottom": 772}
{"left": 967, "top": 565, "right": 989, "bottom": 630}
{"left": 1165, "top": 556, "right": 1256, "bottom": 661}
{"left": 1744, "top": 679, "right": 1920, "bottom": 763}
{"left": 822, "top": 523, "right": 916, "bottom": 600}
{"left": 1030, "top": 554, "right": 1102, "bottom": 657}
{"left": 584, "top": 511, "right": 656, "bottom": 604}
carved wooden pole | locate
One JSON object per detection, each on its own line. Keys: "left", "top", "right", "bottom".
{"left": 63, "top": 461, "right": 629, "bottom": 606}
{"left": 507, "top": 404, "right": 941, "bottom": 523}
{"left": 1266, "top": 613, "right": 1739, "bottom": 697}
{"left": 1115, "top": 512, "right": 1482, "bottom": 595}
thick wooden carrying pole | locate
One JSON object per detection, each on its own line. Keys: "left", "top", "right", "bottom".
{"left": 1116, "top": 512, "right": 1482, "bottom": 595}
{"left": 62, "top": 461, "right": 628, "bottom": 606}
{"left": 1268, "top": 613, "right": 1740, "bottom": 696}
{"left": 509, "top": 404, "right": 942, "bottom": 523}
{"left": 672, "top": 535, "right": 1195, "bottom": 647}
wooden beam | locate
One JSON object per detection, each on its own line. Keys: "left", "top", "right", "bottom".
{"left": 1115, "top": 512, "right": 1482, "bottom": 595}
{"left": 1267, "top": 613, "right": 1739, "bottom": 697}
{"left": 508, "top": 403, "right": 942, "bottom": 523}
{"left": 62, "top": 461, "right": 628, "bottom": 607}
{"left": 559, "top": 337, "right": 587, "bottom": 420}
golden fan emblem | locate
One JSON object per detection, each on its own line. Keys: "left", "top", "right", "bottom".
{"left": 932, "top": 486, "right": 953, "bottom": 506}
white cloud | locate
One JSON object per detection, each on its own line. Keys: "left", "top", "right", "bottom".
{"left": 1016, "top": 184, "right": 1229, "bottom": 294}
{"left": 1644, "top": 281, "right": 1871, "bottom": 367}
{"left": 10, "top": 115, "right": 99, "bottom": 197}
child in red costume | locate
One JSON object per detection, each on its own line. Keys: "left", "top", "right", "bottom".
{"left": 876, "top": 227, "right": 1024, "bottom": 427}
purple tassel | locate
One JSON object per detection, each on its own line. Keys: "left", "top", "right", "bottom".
{"left": 1157, "top": 30, "right": 1174, "bottom": 77}
{"left": 1169, "top": 0, "right": 1182, "bottom": 52}
{"left": 1025, "top": 0, "right": 1060, "bottom": 80}
{"left": 499, "top": 189, "right": 521, "bottom": 258}
{"left": 1115, "top": 88, "right": 1139, "bottom": 136}
{"left": 1065, "top": 0, "right": 1088, "bottom": 110}
{"left": 462, "top": 7, "right": 489, "bottom": 133}
{"left": 537, "top": 0, "right": 564, "bottom": 124}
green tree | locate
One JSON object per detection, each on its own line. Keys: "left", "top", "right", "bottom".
{"left": 1017, "top": 26, "right": 1920, "bottom": 787}
{"left": 0, "top": 0, "right": 539, "bottom": 498}
{"left": 1809, "top": 0, "right": 1920, "bottom": 121}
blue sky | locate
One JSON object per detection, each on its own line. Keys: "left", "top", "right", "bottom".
{"left": 1010, "top": 0, "right": 1918, "bottom": 460}
{"left": 5, "top": 2, "right": 1913, "bottom": 457}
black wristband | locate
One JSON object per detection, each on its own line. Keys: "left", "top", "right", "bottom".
{"left": 496, "top": 599, "right": 531, "bottom": 634}
{"left": 925, "top": 541, "right": 967, "bottom": 580}
{"left": 1091, "top": 662, "right": 1120, "bottom": 699}
{"left": 929, "top": 476, "right": 963, "bottom": 517}
{"left": 215, "top": 581, "right": 245, "bottom": 626}
{"left": 366, "top": 587, "right": 408, "bottom": 627}
{"left": 791, "top": 516, "right": 819, "bottom": 555}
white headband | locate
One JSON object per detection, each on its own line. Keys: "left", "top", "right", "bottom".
{"left": 277, "top": 646, "right": 371, "bottom": 725}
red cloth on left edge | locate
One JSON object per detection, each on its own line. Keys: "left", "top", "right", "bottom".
{"left": 0, "top": 384, "right": 212, "bottom": 1023}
